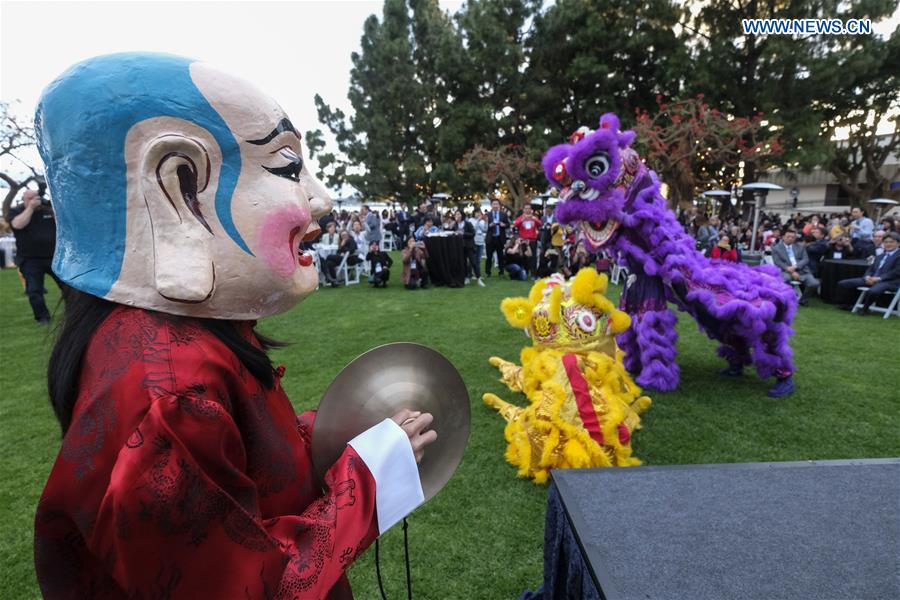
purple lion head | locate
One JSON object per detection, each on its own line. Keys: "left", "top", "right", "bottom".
{"left": 542, "top": 113, "right": 643, "bottom": 251}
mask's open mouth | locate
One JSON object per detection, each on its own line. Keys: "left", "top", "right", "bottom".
{"left": 560, "top": 186, "right": 601, "bottom": 201}
{"left": 290, "top": 224, "right": 320, "bottom": 268}
{"left": 581, "top": 220, "right": 619, "bottom": 248}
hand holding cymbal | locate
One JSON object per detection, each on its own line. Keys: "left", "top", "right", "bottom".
{"left": 391, "top": 409, "right": 438, "bottom": 463}
{"left": 312, "top": 343, "right": 469, "bottom": 502}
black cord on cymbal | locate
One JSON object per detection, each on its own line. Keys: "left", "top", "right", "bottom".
{"left": 375, "top": 537, "right": 388, "bottom": 600}
{"left": 403, "top": 518, "right": 413, "bottom": 599}
{"left": 374, "top": 517, "right": 414, "bottom": 600}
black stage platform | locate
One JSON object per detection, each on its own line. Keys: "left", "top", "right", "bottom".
{"left": 547, "top": 459, "right": 899, "bottom": 600}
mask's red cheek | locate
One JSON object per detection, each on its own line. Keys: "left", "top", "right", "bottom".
{"left": 258, "top": 205, "right": 312, "bottom": 277}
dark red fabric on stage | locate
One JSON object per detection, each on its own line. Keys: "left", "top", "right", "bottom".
{"left": 35, "top": 306, "right": 378, "bottom": 599}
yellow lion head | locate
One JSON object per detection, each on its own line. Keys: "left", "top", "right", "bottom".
{"left": 500, "top": 268, "right": 630, "bottom": 355}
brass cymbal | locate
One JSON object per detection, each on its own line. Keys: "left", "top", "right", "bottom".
{"left": 311, "top": 342, "right": 470, "bottom": 502}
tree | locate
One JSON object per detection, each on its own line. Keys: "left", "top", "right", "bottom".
{"left": 633, "top": 95, "right": 783, "bottom": 209}
{"left": 456, "top": 144, "right": 542, "bottom": 210}
{"left": 1, "top": 101, "right": 43, "bottom": 218}
{"left": 828, "top": 114, "right": 900, "bottom": 207}
{"left": 818, "top": 26, "right": 900, "bottom": 206}
{"left": 524, "top": 0, "right": 688, "bottom": 151}
{"left": 455, "top": 0, "right": 538, "bottom": 148}
{"left": 309, "top": 0, "right": 429, "bottom": 202}
{"left": 685, "top": 0, "right": 899, "bottom": 179}
{"left": 408, "top": 0, "right": 478, "bottom": 195}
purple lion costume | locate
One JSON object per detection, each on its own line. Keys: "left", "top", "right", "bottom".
{"left": 542, "top": 113, "right": 796, "bottom": 398}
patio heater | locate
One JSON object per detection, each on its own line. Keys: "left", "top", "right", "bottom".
{"left": 431, "top": 192, "right": 450, "bottom": 215}
{"left": 742, "top": 182, "right": 783, "bottom": 257}
{"left": 702, "top": 189, "right": 731, "bottom": 217}
{"left": 867, "top": 198, "right": 899, "bottom": 222}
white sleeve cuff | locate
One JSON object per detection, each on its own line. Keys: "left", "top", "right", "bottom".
{"left": 348, "top": 418, "right": 424, "bottom": 535}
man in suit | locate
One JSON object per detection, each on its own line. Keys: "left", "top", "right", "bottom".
{"left": 771, "top": 229, "right": 819, "bottom": 305}
{"left": 484, "top": 199, "right": 510, "bottom": 277}
{"left": 838, "top": 231, "right": 900, "bottom": 315}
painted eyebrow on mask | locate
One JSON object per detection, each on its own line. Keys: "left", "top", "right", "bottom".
{"left": 246, "top": 117, "right": 300, "bottom": 146}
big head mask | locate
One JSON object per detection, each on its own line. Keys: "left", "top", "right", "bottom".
{"left": 36, "top": 53, "right": 331, "bottom": 319}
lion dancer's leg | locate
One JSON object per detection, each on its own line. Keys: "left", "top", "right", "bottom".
{"left": 716, "top": 333, "right": 752, "bottom": 377}
{"left": 487, "top": 356, "right": 524, "bottom": 392}
{"left": 617, "top": 274, "right": 680, "bottom": 392}
{"left": 755, "top": 320, "right": 796, "bottom": 398}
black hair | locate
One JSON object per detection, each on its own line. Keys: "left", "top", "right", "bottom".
{"left": 47, "top": 290, "right": 283, "bottom": 435}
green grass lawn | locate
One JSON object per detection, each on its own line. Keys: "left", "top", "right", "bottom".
{"left": 1, "top": 262, "right": 898, "bottom": 598}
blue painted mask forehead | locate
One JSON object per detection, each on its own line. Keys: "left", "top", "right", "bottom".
{"left": 36, "top": 52, "right": 249, "bottom": 298}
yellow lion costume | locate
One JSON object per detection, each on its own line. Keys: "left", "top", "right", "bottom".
{"left": 483, "top": 268, "right": 652, "bottom": 483}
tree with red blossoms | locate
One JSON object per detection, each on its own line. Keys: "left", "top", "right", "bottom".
{"left": 633, "top": 95, "right": 782, "bottom": 210}
{"left": 456, "top": 144, "right": 542, "bottom": 211}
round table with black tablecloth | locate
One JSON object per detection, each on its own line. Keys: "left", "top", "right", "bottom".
{"left": 423, "top": 234, "right": 466, "bottom": 287}
{"left": 819, "top": 259, "right": 869, "bottom": 304}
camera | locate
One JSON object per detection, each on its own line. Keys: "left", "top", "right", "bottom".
{"left": 36, "top": 179, "right": 50, "bottom": 206}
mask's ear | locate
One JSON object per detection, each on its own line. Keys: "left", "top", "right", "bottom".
{"left": 618, "top": 130, "right": 637, "bottom": 148}
{"left": 500, "top": 297, "right": 534, "bottom": 329}
{"left": 140, "top": 134, "right": 215, "bottom": 303}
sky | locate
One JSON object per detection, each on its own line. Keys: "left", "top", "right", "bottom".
{"left": 1, "top": 0, "right": 898, "bottom": 191}
{"left": 0, "top": 0, "right": 463, "bottom": 191}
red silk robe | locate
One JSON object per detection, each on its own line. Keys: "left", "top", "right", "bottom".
{"left": 35, "top": 306, "right": 377, "bottom": 598}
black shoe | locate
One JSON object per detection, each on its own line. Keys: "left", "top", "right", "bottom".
{"left": 717, "top": 364, "right": 743, "bottom": 377}
{"left": 857, "top": 307, "right": 870, "bottom": 316}
{"left": 37, "top": 318, "right": 51, "bottom": 327}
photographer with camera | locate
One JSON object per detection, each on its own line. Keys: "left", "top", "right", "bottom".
{"left": 6, "top": 184, "right": 65, "bottom": 325}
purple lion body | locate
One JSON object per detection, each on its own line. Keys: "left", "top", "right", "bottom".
{"left": 543, "top": 113, "right": 796, "bottom": 392}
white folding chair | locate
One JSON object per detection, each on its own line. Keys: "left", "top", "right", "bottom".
{"left": 336, "top": 254, "right": 362, "bottom": 285}
{"left": 851, "top": 287, "right": 900, "bottom": 319}
{"left": 381, "top": 231, "right": 394, "bottom": 252}
{"left": 610, "top": 263, "right": 629, "bottom": 285}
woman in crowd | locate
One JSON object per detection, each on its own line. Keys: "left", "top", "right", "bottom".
{"left": 442, "top": 212, "right": 457, "bottom": 231}
{"left": 338, "top": 209, "right": 351, "bottom": 231}
{"left": 711, "top": 235, "right": 738, "bottom": 262}
{"left": 470, "top": 208, "right": 487, "bottom": 280}
{"left": 324, "top": 230, "right": 362, "bottom": 287}
{"left": 456, "top": 210, "right": 484, "bottom": 287}
{"left": 802, "top": 215, "right": 821, "bottom": 236}
{"left": 350, "top": 220, "right": 368, "bottom": 261}
{"left": 402, "top": 237, "right": 429, "bottom": 289}
{"left": 829, "top": 217, "right": 849, "bottom": 239}
{"left": 881, "top": 216, "right": 896, "bottom": 233}
{"left": 366, "top": 240, "right": 393, "bottom": 288}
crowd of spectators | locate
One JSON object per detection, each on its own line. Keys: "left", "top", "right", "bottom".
{"left": 305, "top": 199, "right": 899, "bottom": 312}
{"left": 310, "top": 199, "right": 609, "bottom": 289}
{"left": 680, "top": 207, "right": 896, "bottom": 265}
{"left": 679, "top": 206, "right": 899, "bottom": 310}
